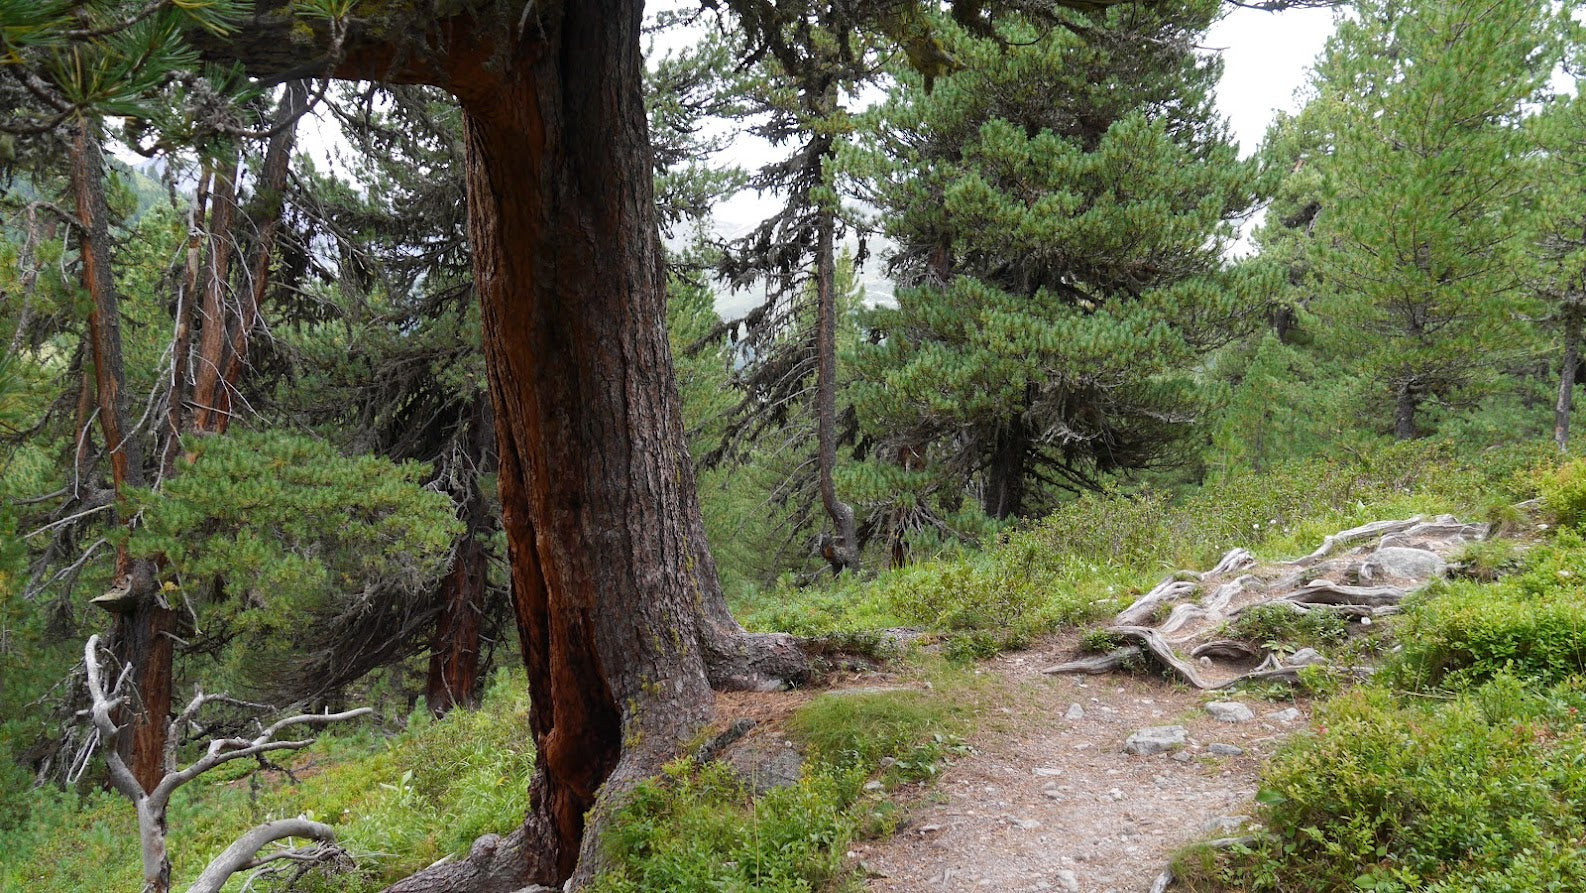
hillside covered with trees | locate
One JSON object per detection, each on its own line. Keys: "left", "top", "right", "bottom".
{"left": 7, "top": 0, "right": 1586, "bottom": 891}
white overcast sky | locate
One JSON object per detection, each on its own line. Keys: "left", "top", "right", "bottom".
{"left": 1205, "top": 6, "right": 1336, "bottom": 156}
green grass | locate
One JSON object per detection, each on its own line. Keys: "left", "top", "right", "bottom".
{"left": 588, "top": 669, "right": 977, "bottom": 893}
{"left": 739, "top": 440, "right": 1539, "bottom": 661}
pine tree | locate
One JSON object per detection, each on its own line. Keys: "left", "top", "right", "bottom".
{"left": 851, "top": 0, "right": 1262, "bottom": 523}
{"left": 712, "top": 1, "right": 878, "bottom": 572}
{"left": 1525, "top": 31, "right": 1586, "bottom": 452}
{"left": 1306, "top": 0, "right": 1562, "bottom": 439}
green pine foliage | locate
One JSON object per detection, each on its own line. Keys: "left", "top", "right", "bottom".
{"left": 1304, "top": 0, "right": 1564, "bottom": 438}
{"left": 123, "top": 431, "right": 459, "bottom": 694}
{"left": 850, "top": 0, "right": 1265, "bottom": 524}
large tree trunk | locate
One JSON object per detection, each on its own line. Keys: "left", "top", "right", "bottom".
{"left": 202, "top": 7, "right": 808, "bottom": 890}
{"left": 815, "top": 204, "right": 859, "bottom": 572}
{"left": 1394, "top": 378, "right": 1419, "bottom": 441}
{"left": 983, "top": 415, "right": 1030, "bottom": 521}
{"left": 1558, "top": 306, "right": 1582, "bottom": 453}
{"left": 388, "top": 3, "right": 796, "bottom": 887}
{"left": 69, "top": 117, "right": 174, "bottom": 795}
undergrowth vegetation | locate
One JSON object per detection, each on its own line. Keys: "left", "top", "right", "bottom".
{"left": 739, "top": 440, "right": 1547, "bottom": 661}
{"left": 0, "top": 672, "right": 535, "bottom": 893}
{"left": 2, "top": 442, "right": 1569, "bottom": 892}
{"left": 1175, "top": 455, "right": 1586, "bottom": 892}
{"left": 589, "top": 680, "right": 975, "bottom": 892}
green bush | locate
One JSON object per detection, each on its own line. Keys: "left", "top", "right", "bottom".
{"left": 1226, "top": 603, "right": 1348, "bottom": 654}
{"left": 1539, "top": 458, "right": 1586, "bottom": 527}
{"left": 1201, "top": 678, "right": 1586, "bottom": 892}
{"left": 1388, "top": 532, "right": 1586, "bottom": 690}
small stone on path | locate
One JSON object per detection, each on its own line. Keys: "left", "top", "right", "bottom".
{"left": 1205, "top": 701, "right": 1255, "bottom": 723}
{"left": 1065, "top": 703, "right": 1085, "bottom": 720}
{"left": 1267, "top": 707, "right": 1302, "bottom": 723}
{"left": 1208, "top": 743, "right": 1245, "bottom": 757}
{"left": 1125, "top": 725, "right": 1187, "bottom": 755}
{"left": 1056, "top": 869, "right": 1080, "bottom": 892}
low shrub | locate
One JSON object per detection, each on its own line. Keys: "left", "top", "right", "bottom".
{"left": 1226, "top": 603, "right": 1348, "bottom": 654}
{"left": 1193, "top": 677, "right": 1586, "bottom": 892}
{"left": 1538, "top": 457, "right": 1586, "bottom": 528}
{"left": 1388, "top": 531, "right": 1586, "bottom": 691}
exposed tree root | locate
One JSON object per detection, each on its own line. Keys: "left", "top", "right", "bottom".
{"left": 1046, "top": 514, "right": 1492, "bottom": 690}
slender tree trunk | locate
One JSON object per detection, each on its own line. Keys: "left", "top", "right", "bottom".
{"left": 983, "top": 416, "right": 1030, "bottom": 521}
{"left": 890, "top": 442, "right": 924, "bottom": 569}
{"left": 1394, "top": 379, "right": 1419, "bottom": 440}
{"left": 192, "top": 155, "right": 240, "bottom": 434}
{"left": 164, "top": 165, "right": 211, "bottom": 478}
{"left": 1559, "top": 307, "right": 1582, "bottom": 453}
{"left": 425, "top": 425, "right": 489, "bottom": 717}
{"left": 68, "top": 117, "right": 173, "bottom": 795}
{"left": 425, "top": 528, "right": 485, "bottom": 716}
{"left": 815, "top": 205, "right": 858, "bottom": 572}
{"left": 201, "top": 80, "right": 309, "bottom": 436}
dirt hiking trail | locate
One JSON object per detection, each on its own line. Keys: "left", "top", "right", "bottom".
{"left": 853, "top": 647, "right": 1306, "bottom": 893}
{"left": 846, "top": 512, "right": 1498, "bottom": 893}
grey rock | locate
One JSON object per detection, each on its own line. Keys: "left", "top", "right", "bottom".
{"left": 1360, "top": 547, "right": 1447, "bottom": 584}
{"left": 1172, "top": 750, "right": 1194, "bottom": 763}
{"left": 723, "top": 737, "right": 805, "bottom": 794}
{"left": 1064, "top": 703, "right": 1085, "bottom": 720}
{"left": 1267, "top": 707, "right": 1302, "bottom": 724}
{"left": 1125, "top": 725, "right": 1187, "bottom": 755}
{"left": 1285, "top": 648, "right": 1326, "bottom": 667}
{"left": 1208, "top": 743, "right": 1245, "bottom": 757}
{"left": 1056, "top": 869, "right": 1080, "bottom": 892}
{"left": 1205, "top": 701, "right": 1256, "bottom": 723}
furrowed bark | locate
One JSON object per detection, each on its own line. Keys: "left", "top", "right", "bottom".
{"left": 449, "top": 1, "right": 716, "bottom": 883}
